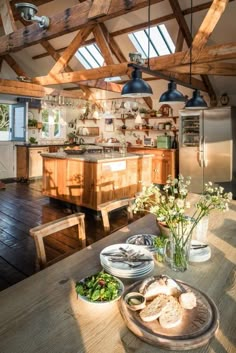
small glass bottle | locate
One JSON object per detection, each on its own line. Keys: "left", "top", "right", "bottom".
{"left": 172, "top": 135, "right": 178, "bottom": 149}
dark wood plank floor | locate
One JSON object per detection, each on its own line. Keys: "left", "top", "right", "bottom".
{"left": 0, "top": 180, "right": 139, "bottom": 292}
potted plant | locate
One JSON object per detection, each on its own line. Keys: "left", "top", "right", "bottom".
{"left": 67, "top": 132, "right": 77, "bottom": 144}
{"left": 133, "top": 175, "right": 232, "bottom": 271}
{"left": 139, "top": 108, "right": 147, "bottom": 118}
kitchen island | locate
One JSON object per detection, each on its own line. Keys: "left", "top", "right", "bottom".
{"left": 41, "top": 151, "right": 153, "bottom": 210}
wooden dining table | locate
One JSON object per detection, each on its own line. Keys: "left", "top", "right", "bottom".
{"left": 0, "top": 199, "right": 235, "bottom": 353}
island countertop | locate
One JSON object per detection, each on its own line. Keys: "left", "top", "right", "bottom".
{"left": 41, "top": 151, "right": 154, "bottom": 163}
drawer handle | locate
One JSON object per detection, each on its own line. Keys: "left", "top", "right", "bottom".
{"left": 161, "top": 154, "right": 165, "bottom": 157}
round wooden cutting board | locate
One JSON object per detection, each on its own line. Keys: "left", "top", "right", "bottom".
{"left": 119, "top": 279, "right": 219, "bottom": 350}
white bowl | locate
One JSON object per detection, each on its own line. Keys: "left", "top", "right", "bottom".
{"left": 76, "top": 273, "right": 124, "bottom": 305}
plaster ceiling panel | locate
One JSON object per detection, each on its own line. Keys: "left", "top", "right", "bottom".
{"left": 0, "top": 61, "right": 17, "bottom": 80}
{"left": 208, "top": 76, "right": 236, "bottom": 96}
{"left": 11, "top": 50, "right": 55, "bottom": 77}
{"left": 105, "top": 1, "right": 172, "bottom": 33}
{"left": 22, "top": 44, "right": 47, "bottom": 58}
{"left": 49, "top": 31, "right": 79, "bottom": 50}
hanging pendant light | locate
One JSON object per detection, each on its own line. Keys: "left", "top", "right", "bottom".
{"left": 185, "top": 89, "right": 208, "bottom": 109}
{"left": 121, "top": 0, "right": 153, "bottom": 98}
{"left": 159, "top": 80, "right": 185, "bottom": 103}
{"left": 121, "top": 68, "right": 153, "bottom": 97}
{"left": 185, "top": 0, "right": 208, "bottom": 110}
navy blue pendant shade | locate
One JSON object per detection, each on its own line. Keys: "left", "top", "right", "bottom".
{"left": 121, "top": 68, "right": 153, "bottom": 97}
{"left": 159, "top": 81, "right": 185, "bottom": 103}
{"left": 185, "top": 89, "right": 208, "bottom": 109}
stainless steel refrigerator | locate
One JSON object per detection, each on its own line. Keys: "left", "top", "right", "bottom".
{"left": 179, "top": 107, "right": 236, "bottom": 198}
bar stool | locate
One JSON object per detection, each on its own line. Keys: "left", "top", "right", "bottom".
{"left": 98, "top": 198, "right": 134, "bottom": 236}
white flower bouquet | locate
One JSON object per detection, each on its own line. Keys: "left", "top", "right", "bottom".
{"left": 133, "top": 175, "right": 232, "bottom": 271}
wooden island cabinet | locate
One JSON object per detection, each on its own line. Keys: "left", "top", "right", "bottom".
{"left": 42, "top": 152, "right": 152, "bottom": 210}
{"left": 128, "top": 147, "right": 178, "bottom": 184}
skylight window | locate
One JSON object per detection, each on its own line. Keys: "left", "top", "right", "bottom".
{"left": 75, "top": 44, "right": 104, "bottom": 69}
{"left": 75, "top": 43, "right": 121, "bottom": 81}
{"left": 128, "top": 24, "right": 175, "bottom": 58}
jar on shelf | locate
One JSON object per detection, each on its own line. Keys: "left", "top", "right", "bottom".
{"left": 165, "top": 122, "right": 172, "bottom": 131}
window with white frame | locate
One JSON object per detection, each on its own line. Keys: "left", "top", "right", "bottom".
{"left": 41, "top": 108, "right": 62, "bottom": 139}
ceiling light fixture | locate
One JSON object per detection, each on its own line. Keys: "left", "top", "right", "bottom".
{"left": 15, "top": 2, "right": 50, "bottom": 29}
{"left": 185, "top": 0, "right": 208, "bottom": 110}
{"left": 159, "top": 80, "right": 185, "bottom": 103}
{"left": 121, "top": 0, "right": 153, "bottom": 98}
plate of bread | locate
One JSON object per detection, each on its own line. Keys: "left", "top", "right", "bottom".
{"left": 119, "top": 275, "right": 219, "bottom": 350}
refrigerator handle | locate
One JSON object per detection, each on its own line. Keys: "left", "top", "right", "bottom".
{"left": 203, "top": 137, "right": 208, "bottom": 167}
{"left": 198, "top": 136, "right": 204, "bottom": 167}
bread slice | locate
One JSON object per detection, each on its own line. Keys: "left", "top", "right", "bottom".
{"left": 139, "top": 277, "right": 181, "bottom": 300}
{"left": 139, "top": 294, "right": 169, "bottom": 322}
{"left": 179, "top": 292, "right": 197, "bottom": 310}
{"left": 159, "top": 296, "right": 183, "bottom": 329}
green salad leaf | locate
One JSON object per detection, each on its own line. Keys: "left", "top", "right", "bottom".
{"left": 75, "top": 271, "right": 122, "bottom": 302}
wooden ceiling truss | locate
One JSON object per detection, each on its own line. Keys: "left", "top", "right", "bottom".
{"left": 0, "top": 0, "right": 235, "bottom": 102}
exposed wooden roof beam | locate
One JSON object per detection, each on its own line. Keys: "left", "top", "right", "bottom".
{"left": 167, "top": 62, "right": 236, "bottom": 75}
{"left": 33, "top": 41, "right": 236, "bottom": 86}
{"left": 0, "top": 0, "right": 164, "bottom": 56}
{"left": 149, "top": 42, "right": 236, "bottom": 70}
{"left": 34, "top": 62, "right": 130, "bottom": 85}
{"left": 40, "top": 39, "right": 122, "bottom": 94}
{"left": 0, "top": 78, "right": 85, "bottom": 98}
{"left": 31, "top": 0, "right": 236, "bottom": 61}
{"left": 88, "top": 0, "right": 112, "bottom": 19}
{"left": 48, "top": 25, "right": 95, "bottom": 76}
{"left": 3, "top": 54, "right": 28, "bottom": 77}
{"left": 0, "top": 0, "right": 16, "bottom": 34}
{"left": 93, "top": 24, "right": 115, "bottom": 65}
{"left": 182, "top": 0, "right": 229, "bottom": 62}
{"left": 169, "top": 0, "right": 229, "bottom": 99}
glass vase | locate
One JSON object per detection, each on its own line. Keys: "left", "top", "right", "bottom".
{"left": 164, "top": 232, "right": 192, "bottom": 272}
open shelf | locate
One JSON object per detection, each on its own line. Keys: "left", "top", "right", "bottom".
{"left": 118, "top": 128, "right": 179, "bottom": 136}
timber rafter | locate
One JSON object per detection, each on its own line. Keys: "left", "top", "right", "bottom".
{"left": 0, "top": 0, "right": 235, "bottom": 100}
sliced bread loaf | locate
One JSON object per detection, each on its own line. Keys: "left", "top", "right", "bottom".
{"left": 139, "top": 294, "right": 169, "bottom": 322}
{"left": 159, "top": 296, "right": 183, "bottom": 329}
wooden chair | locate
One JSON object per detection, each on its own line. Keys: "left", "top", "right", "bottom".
{"left": 98, "top": 198, "right": 134, "bottom": 236}
{"left": 30, "top": 213, "right": 86, "bottom": 269}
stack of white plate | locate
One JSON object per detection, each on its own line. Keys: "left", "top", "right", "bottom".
{"left": 100, "top": 244, "right": 154, "bottom": 279}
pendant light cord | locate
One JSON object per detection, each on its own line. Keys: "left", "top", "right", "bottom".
{"left": 189, "top": 0, "right": 193, "bottom": 85}
{"left": 147, "top": 0, "right": 151, "bottom": 69}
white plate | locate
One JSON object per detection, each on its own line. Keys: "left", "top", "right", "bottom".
{"left": 101, "top": 262, "right": 154, "bottom": 279}
{"left": 126, "top": 234, "right": 158, "bottom": 247}
{"left": 100, "top": 244, "right": 154, "bottom": 278}
{"left": 189, "top": 240, "right": 211, "bottom": 262}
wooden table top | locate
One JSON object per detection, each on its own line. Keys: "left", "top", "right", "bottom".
{"left": 0, "top": 200, "right": 235, "bottom": 353}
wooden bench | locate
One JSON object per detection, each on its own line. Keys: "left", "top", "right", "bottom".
{"left": 30, "top": 213, "right": 86, "bottom": 269}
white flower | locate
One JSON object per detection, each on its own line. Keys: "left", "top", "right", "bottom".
{"left": 176, "top": 199, "right": 184, "bottom": 208}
